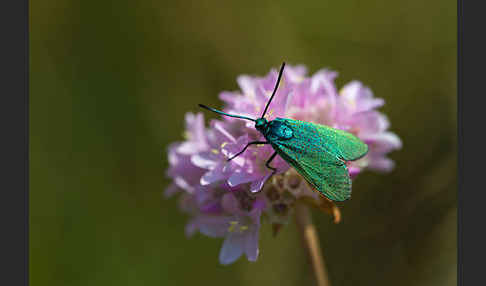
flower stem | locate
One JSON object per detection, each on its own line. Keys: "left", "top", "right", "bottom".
{"left": 295, "top": 202, "right": 331, "bottom": 286}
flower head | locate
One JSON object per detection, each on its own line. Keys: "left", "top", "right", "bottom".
{"left": 165, "top": 63, "right": 401, "bottom": 264}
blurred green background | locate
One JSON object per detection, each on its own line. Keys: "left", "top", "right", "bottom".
{"left": 30, "top": 1, "right": 456, "bottom": 286}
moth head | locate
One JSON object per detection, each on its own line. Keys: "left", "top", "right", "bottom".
{"left": 255, "top": 118, "right": 268, "bottom": 132}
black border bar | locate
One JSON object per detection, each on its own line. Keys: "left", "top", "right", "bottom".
{"left": 0, "top": 0, "right": 29, "bottom": 285}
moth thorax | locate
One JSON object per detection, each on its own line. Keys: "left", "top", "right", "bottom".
{"left": 255, "top": 118, "right": 268, "bottom": 132}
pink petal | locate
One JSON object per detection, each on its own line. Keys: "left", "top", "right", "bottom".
{"left": 167, "top": 143, "right": 180, "bottom": 165}
{"left": 252, "top": 198, "right": 266, "bottom": 212}
{"left": 185, "top": 220, "right": 198, "bottom": 238}
{"left": 340, "top": 81, "right": 361, "bottom": 101}
{"left": 244, "top": 229, "right": 260, "bottom": 262}
{"left": 198, "top": 216, "right": 232, "bottom": 238}
{"left": 174, "top": 177, "right": 194, "bottom": 193}
{"left": 228, "top": 171, "right": 255, "bottom": 187}
{"left": 353, "top": 111, "right": 390, "bottom": 136}
{"left": 368, "top": 157, "right": 395, "bottom": 172}
{"left": 250, "top": 173, "right": 272, "bottom": 193}
{"left": 191, "top": 153, "right": 218, "bottom": 169}
{"left": 285, "top": 65, "right": 308, "bottom": 83}
{"left": 200, "top": 201, "right": 222, "bottom": 214}
{"left": 213, "top": 122, "right": 236, "bottom": 143}
{"left": 366, "top": 132, "right": 403, "bottom": 153}
{"left": 348, "top": 166, "right": 362, "bottom": 179}
{"left": 219, "top": 91, "right": 239, "bottom": 105}
{"left": 164, "top": 183, "right": 179, "bottom": 198}
{"left": 222, "top": 134, "right": 248, "bottom": 158}
{"left": 200, "top": 166, "right": 225, "bottom": 185}
{"left": 237, "top": 75, "right": 257, "bottom": 96}
{"left": 219, "top": 233, "right": 245, "bottom": 265}
{"left": 176, "top": 141, "right": 197, "bottom": 155}
{"left": 192, "top": 113, "right": 207, "bottom": 145}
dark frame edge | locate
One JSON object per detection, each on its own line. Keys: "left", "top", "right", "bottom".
{"left": 25, "top": 0, "right": 30, "bottom": 284}
{"left": 0, "top": 0, "right": 29, "bottom": 284}
{"left": 457, "top": 0, "right": 463, "bottom": 285}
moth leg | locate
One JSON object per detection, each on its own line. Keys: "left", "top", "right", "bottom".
{"left": 227, "top": 141, "right": 268, "bottom": 161}
{"left": 265, "top": 151, "right": 278, "bottom": 174}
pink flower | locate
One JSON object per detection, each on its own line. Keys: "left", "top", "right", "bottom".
{"left": 165, "top": 113, "right": 208, "bottom": 197}
{"left": 180, "top": 185, "right": 265, "bottom": 264}
{"left": 165, "top": 63, "right": 401, "bottom": 264}
{"left": 218, "top": 193, "right": 265, "bottom": 265}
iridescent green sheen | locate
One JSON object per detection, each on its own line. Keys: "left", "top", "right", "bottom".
{"left": 266, "top": 118, "right": 368, "bottom": 202}
{"left": 199, "top": 62, "right": 369, "bottom": 202}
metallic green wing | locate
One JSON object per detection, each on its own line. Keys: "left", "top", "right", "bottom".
{"left": 270, "top": 118, "right": 368, "bottom": 201}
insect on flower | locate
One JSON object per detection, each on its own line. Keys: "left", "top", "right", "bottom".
{"left": 199, "top": 62, "right": 369, "bottom": 201}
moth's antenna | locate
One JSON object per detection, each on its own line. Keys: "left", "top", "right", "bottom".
{"left": 261, "top": 62, "right": 286, "bottom": 119}
{"left": 198, "top": 104, "right": 256, "bottom": 122}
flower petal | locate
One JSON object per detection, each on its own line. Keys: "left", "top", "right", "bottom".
{"left": 185, "top": 220, "right": 199, "bottom": 238}
{"left": 237, "top": 75, "right": 257, "bottom": 96}
{"left": 197, "top": 215, "right": 232, "bottom": 238}
{"left": 164, "top": 183, "right": 179, "bottom": 198}
{"left": 228, "top": 171, "right": 255, "bottom": 187}
{"left": 174, "top": 177, "right": 194, "bottom": 193}
{"left": 244, "top": 228, "right": 260, "bottom": 262}
{"left": 191, "top": 152, "right": 218, "bottom": 169}
{"left": 219, "top": 233, "right": 245, "bottom": 265}
{"left": 367, "top": 132, "right": 403, "bottom": 153}
{"left": 222, "top": 134, "right": 248, "bottom": 156}
{"left": 250, "top": 173, "right": 272, "bottom": 193}
{"left": 367, "top": 156, "right": 395, "bottom": 172}
{"left": 213, "top": 121, "right": 237, "bottom": 143}
{"left": 285, "top": 65, "right": 308, "bottom": 83}
{"left": 200, "top": 201, "right": 222, "bottom": 214}
{"left": 176, "top": 141, "right": 197, "bottom": 155}
{"left": 192, "top": 113, "right": 208, "bottom": 146}
{"left": 347, "top": 166, "right": 362, "bottom": 179}
{"left": 200, "top": 166, "right": 226, "bottom": 186}
{"left": 353, "top": 111, "right": 390, "bottom": 136}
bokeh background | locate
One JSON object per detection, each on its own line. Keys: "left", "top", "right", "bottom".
{"left": 30, "top": 1, "right": 456, "bottom": 286}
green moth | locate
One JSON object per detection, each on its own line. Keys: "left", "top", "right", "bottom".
{"left": 199, "top": 62, "right": 368, "bottom": 201}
